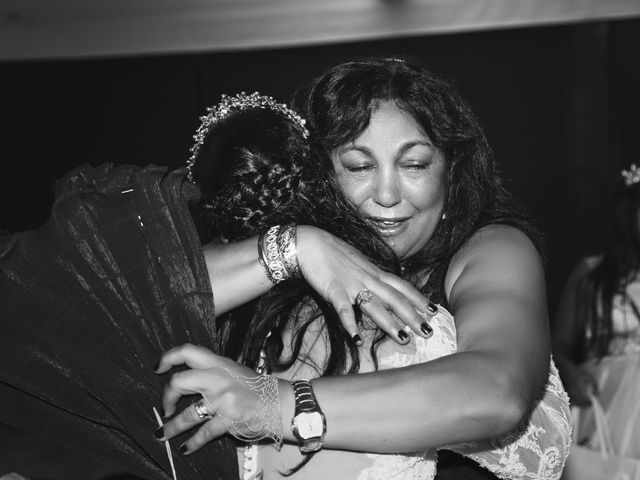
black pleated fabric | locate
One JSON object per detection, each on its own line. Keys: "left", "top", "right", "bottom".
{"left": 0, "top": 164, "right": 238, "bottom": 480}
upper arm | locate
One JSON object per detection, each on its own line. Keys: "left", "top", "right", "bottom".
{"left": 444, "top": 225, "right": 550, "bottom": 401}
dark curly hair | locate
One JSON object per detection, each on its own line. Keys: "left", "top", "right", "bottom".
{"left": 292, "top": 56, "right": 544, "bottom": 302}
{"left": 188, "top": 103, "right": 398, "bottom": 384}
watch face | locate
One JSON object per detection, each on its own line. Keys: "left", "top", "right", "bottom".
{"left": 294, "top": 411, "right": 325, "bottom": 439}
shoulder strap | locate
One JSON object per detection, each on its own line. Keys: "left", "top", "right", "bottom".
{"left": 421, "top": 258, "right": 451, "bottom": 309}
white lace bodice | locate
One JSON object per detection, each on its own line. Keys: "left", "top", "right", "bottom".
{"left": 246, "top": 305, "right": 571, "bottom": 480}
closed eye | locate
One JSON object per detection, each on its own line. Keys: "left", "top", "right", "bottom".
{"left": 404, "top": 163, "right": 427, "bottom": 170}
{"left": 346, "top": 165, "right": 374, "bottom": 173}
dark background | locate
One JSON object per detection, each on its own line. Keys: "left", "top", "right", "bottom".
{"left": 0, "top": 16, "right": 639, "bottom": 478}
{"left": 1, "top": 17, "right": 639, "bottom": 316}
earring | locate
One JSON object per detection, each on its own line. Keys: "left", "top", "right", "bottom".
{"left": 441, "top": 212, "right": 447, "bottom": 221}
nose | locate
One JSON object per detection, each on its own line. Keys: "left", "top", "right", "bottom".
{"left": 373, "top": 169, "right": 401, "bottom": 207}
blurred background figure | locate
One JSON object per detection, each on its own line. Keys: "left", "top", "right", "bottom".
{"left": 553, "top": 163, "right": 640, "bottom": 459}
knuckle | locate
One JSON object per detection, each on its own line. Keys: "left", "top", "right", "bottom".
{"left": 194, "top": 424, "right": 214, "bottom": 443}
{"left": 168, "top": 371, "right": 185, "bottom": 389}
{"left": 336, "top": 304, "right": 355, "bottom": 321}
{"left": 324, "top": 281, "right": 345, "bottom": 299}
{"left": 384, "top": 288, "right": 405, "bottom": 305}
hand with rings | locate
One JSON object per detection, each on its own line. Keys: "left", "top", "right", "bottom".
{"left": 296, "top": 225, "right": 438, "bottom": 344}
{"left": 154, "top": 344, "right": 283, "bottom": 454}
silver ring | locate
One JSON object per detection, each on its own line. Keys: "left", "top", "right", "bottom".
{"left": 194, "top": 397, "right": 212, "bottom": 420}
{"left": 355, "top": 288, "right": 374, "bottom": 307}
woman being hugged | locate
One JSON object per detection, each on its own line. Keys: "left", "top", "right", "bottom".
{"left": 157, "top": 58, "right": 571, "bottom": 480}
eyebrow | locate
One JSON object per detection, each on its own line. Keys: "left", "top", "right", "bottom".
{"left": 339, "top": 140, "right": 432, "bottom": 157}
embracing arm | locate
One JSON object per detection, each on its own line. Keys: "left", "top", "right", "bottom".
{"left": 159, "top": 226, "right": 552, "bottom": 454}
{"left": 203, "top": 235, "right": 272, "bottom": 315}
{"left": 286, "top": 225, "right": 550, "bottom": 452}
{"left": 205, "top": 225, "right": 432, "bottom": 340}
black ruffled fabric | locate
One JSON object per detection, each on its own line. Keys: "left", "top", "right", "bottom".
{"left": 0, "top": 164, "right": 238, "bottom": 479}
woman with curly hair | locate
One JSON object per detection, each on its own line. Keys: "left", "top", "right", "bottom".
{"left": 157, "top": 58, "right": 571, "bottom": 480}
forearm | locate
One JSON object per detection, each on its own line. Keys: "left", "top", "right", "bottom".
{"left": 278, "top": 350, "right": 531, "bottom": 453}
{"left": 203, "top": 236, "right": 272, "bottom": 315}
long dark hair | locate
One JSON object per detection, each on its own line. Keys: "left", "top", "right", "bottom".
{"left": 574, "top": 180, "right": 640, "bottom": 360}
{"left": 189, "top": 104, "right": 398, "bottom": 380}
{"left": 293, "top": 57, "right": 544, "bottom": 302}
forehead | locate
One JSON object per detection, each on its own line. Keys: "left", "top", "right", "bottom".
{"left": 343, "top": 100, "right": 429, "bottom": 152}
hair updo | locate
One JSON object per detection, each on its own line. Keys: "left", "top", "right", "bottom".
{"left": 190, "top": 106, "right": 310, "bottom": 242}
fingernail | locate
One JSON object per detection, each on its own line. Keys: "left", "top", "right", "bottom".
{"left": 179, "top": 444, "right": 189, "bottom": 455}
{"left": 427, "top": 303, "right": 438, "bottom": 315}
{"left": 398, "top": 329, "right": 409, "bottom": 341}
{"left": 421, "top": 322, "right": 433, "bottom": 337}
{"left": 153, "top": 361, "right": 160, "bottom": 372}
{"left": 352, "top": 334, "right": 363, "bottom": 346}
{"left": 154, "top": 427, "right": 164, "bottom": 440}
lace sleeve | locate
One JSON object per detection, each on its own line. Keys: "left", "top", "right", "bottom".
{"left": 446, "top": 358, "right": 572, "bottom": 480}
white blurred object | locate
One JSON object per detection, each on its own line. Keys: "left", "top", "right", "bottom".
{"left": 577, "top": 354, "right": 640, "bottom": 459}
{"left": 0, "top": 474, "right": 30, "bottom": 480}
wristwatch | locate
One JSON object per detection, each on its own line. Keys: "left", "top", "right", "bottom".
{"left": 290, "top": 379, "right": 326, "bottom": 453}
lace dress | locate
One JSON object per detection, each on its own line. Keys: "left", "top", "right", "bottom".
{"left": 249, "top": 306, "right": 572, "bottom": 480}
{"left": 576, "top": 256, "right": 640, "bottom": 459}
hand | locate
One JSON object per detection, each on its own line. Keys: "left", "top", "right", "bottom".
{"left": 155, "top": 344, "right": 283, "bottom": 454}
{"left": 296, "top": 225, "right": 436, "bottom": 344}
{"left": 565, "top": 367, "right": 598, "bottom": 407}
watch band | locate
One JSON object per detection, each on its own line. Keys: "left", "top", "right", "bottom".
{"left": 291, "top": 379, "right": 326, "bottom": 453}
{"left": 292, "top": 380, "right": 319, "bottom": 415}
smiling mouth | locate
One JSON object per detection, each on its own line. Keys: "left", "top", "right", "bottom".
{"left": 366, "top": 217, "right": 410, "bottom": 237}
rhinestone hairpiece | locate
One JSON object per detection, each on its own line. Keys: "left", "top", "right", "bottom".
{"left": 186, "top": 91, "right": 309, "bottom": 182}
{"left": 621, "top": 164, "right": 640, "bottom": 187}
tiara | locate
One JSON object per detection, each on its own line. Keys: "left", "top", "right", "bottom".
{"left": 621, "top": 164, "right": 640, "bottom": 187}
{"left": 186, "top": 91, "right": 309, "bottom": 182}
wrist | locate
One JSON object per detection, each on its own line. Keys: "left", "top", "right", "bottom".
{"left": 277, "top": 378, "right": 296, "bottom": 442}
{"left": 290, "top": 379, "right": 327, "bottom": 453}
{"left": 296, "top": 225, "right": 331, "bottom": 266}
{"left": 257, "top": 224, "right": 302, "bottom": 284}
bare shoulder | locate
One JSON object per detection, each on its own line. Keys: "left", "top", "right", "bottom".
{"left": 444, "top": 224, "right": 544, "bottom": 300}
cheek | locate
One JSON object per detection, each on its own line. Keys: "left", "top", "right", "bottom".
{"left": 409, "top": 180, "right": 446, "bottom": 211}
{"left": 334, "top": 174, "right": 367, "bottom": 207}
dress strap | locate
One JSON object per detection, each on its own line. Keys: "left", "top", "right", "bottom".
{"left": 421, "top": 258, "right": 452, "bottom": 309}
